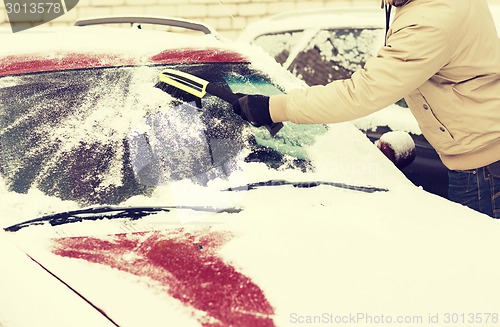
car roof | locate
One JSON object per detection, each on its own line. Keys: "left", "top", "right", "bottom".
{"left": 0, "top": 24, "right": 249, "bottom": 77}
{"left": 239, "top": 7, "right": 385, "bottom": 42}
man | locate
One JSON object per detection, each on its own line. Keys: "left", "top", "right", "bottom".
{"left": 233, "top": 0, "right": 500, "bottom": 218}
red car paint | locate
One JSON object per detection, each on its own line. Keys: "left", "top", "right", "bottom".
{"left": 150, "top": 48, "right": 248, "bottom": 64}
{"left": 0, "top": 48, "right": 248, "bottom": 77}
{"left": 53, "top": 229, "right": 275, "bottom": 327}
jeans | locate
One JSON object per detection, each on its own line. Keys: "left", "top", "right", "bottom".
{"left": 448, "top": 161, "right": 500, "bottom": 218}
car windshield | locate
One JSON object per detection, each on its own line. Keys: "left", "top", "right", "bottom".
{"left": 0, "top": 63, "right": 328, "bottom": 205}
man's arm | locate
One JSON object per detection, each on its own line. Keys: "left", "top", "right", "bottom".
{"left": 270, "top": 22, "right": 451, "bottom": 124}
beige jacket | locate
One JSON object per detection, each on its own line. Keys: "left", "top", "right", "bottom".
{"left": 271, "top": 0, "right": 500, "bottom": 170}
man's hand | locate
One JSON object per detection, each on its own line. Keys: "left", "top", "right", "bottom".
{"left": 232, "top": 94, "right": 273, "bottom": 127}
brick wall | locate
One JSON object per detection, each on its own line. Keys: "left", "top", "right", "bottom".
{"left": 2, "top": 0, "right": 500, "bottom": 39}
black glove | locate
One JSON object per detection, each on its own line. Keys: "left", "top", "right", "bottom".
{"left": 232, "top": 94, "right": 273, "bottom": 127}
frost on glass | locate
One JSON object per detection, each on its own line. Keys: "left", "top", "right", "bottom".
{"left": 0, "top": 68, "right": 166, "bottom": 204}
{"left": 0, "top": 64, "right": 327, "bottom": 205}
{"left": 224, "top": 69, "right": 328, "bottom": 167}
{"left": 288, "top": 28, "right": 384, "bottom": 86}
{"left": 252, "top": 31, "right": 306, "bottom": 65}
{"left": 0, "top": 67, "right": 246, "bottom": 205}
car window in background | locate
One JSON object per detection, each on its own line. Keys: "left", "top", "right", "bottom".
{"left": 252, "top": 30, "right": 309, "bottom": 66}
{"left": 253, "top": 28, "right": 385, "bottom": 85}
{"left": 251, "top": 27, "right": 409, "bottom": 109}
{"left": 290, "top": 28, "right": 384, "bottom": 84}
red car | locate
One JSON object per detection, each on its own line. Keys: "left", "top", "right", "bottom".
{"left": 1, "top": 17, "right": 499, "bottom": 327}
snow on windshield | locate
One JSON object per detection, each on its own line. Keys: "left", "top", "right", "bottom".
{"left": 0, "top": 67, "right": 179, "bottom": 204}
{"left": 0, "top": 121, "right": 410, "bottom": 229}
{"left": 0, "top": 30, "right": 407, "bottom": 226}
{"left": 0, "top": 60, "right": 329, "bottom": 211}
{"left": 0, "top": 60, "right": 400, "bottom": 226}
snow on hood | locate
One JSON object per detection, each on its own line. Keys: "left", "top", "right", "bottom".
{"left": 2, "top": 117, "right": 498, "bottom": 327}
{"left": 3, "top": 143, "right": 498, "bottom": 327}
{"left": 352, "top": 103, "right": 422, "bottom": 135}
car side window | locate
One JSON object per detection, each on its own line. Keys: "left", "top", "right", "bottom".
{"left": 288, "top": 28, "right": 384, "bottom": 86}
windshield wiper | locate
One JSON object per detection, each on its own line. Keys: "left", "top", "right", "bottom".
{"left": 5, "top": 181, "right": 385, "bottom": 232}
{"left": 223, "top": 179, "right": 388, "bottom": 193}
{"left": 4, "top": 205, "right": 242, "bottom": 232}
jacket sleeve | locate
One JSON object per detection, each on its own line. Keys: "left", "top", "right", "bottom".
{"left": 282, "top": 21, "right": 452, "bottom": 124}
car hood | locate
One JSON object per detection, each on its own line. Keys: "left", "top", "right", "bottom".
{"left": 2, "top": 125, "right": 499, "bottom": 327}
{"left": 3, "top": 186, "right": 499, "bottom": 326}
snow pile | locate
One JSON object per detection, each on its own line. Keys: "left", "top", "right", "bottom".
{"left": 0, "top": 176, "right": 80, "bottom": 228}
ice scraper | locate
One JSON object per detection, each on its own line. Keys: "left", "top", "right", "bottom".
{"left": 154, "top": 69, "right": 283, "bottom": 136}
